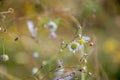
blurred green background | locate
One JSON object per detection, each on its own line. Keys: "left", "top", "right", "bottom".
{"left": 0, "top": 0, "right": 120, "bottom": 80}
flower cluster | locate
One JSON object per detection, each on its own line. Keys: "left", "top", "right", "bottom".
{"left": 55, "top": 25, "right": 94, "bottom": 79}
{"left": 60, "top": 34, "right": 90, "bottom": 53}
{"left": 68, "top": 34, "right": 90, "bottom": 53}
{"left": 0, "top": 7, "right": 95, "bottom": 80}
{"left": 53, "top": 59, "right": 94, "bottom": 80}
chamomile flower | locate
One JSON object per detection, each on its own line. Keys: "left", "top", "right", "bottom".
{"left": 44, "top": 21, "right": 57, "bottom": 32}
{"left": 68, "top": 41, "right": 83, "bottom": 53}
{"left": 27, "top": 20, "right": 37, "bottom": 38}
{"left": 78, "top": 34, "right": 90, "bottom": 44}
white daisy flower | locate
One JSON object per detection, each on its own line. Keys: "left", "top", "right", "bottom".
{"left": 32, "top": 67, "right": 38, "bottom": 75}
{"left": 44, "top": 21, "right": 57, "bottom": 32}
{"left": 68, "top": 41, "right": 83, "bottom": 53}
{"left": 27, "top": 20, "right": 37, "bottom": 38}
{"left": 78, "top": 34, "right": 90, "bottom": 44}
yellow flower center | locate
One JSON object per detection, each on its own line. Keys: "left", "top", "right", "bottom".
{"left": 79, "top": 39, "right": 85, "bottom": 44}
{"left": 71, "top": 43, "right": 78, "bottom": 50}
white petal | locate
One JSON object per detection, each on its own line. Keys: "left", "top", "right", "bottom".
{"left": 82, "top": 36, "right": 90, "bottom": 41}
{"left": 27, "top": 21, "right": 37, "bottom": 38}
{"left": 78, "top": 44, "right": 84, "bottom": 49}
{"left": 68, "top": 41, "right": 80, "bottom": 53}
{"left": 50, "top": 32, "right": 56, "bottom": 38}
{"left": 27, "top": 20, "right": 34, "bottom": 27}
{"left": 32, "top": 27, "right": 37, "bottom": 38}
{"left": 78, "top": 34, "right": 90, "bottom": 41}
{"left": 58, "top": 59, "right": 63, "bottom": 66}
{"left": 27, "top": 21, "right": 34, "bottom": 32}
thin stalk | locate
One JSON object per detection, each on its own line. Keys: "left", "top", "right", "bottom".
{"left": 81, "top": 73, "right": 85, "bottom": 80}
{"left": 2, "top": 38, "right": 5, "bottom": 54}
{"left": 0, "top": 12, "right": 9, "bottom": 14}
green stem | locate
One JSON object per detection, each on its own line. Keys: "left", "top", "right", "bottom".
{"left": 0, "top": 11, "right": 9, "bottom": 14}
{"left": 81, "top": 73, "right": 85, "bottom": 80}
{"left": 1, "top": 38, "right": 5, "bottom": 54}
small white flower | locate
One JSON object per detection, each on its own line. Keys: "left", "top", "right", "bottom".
{"left": 44, "top": 21, "right": 57, "bottom": 32}
{"left": 0, "top": 54, "right": 9, "bottom": 62}
{"left": 32, "top": 52, "right": 39, "bottom": 58}
{"left": 32, "top": 67, "right": 38, "bottom": 75}
{"left": 68, "top": 41, "right": 82, "bottom": 53}
{"left": 78, "top": 34, "right": 90, "bottom": 43}
{"left": 27, "top": 20, "right": 37, "bottom": 38}
{"left": 58, "top": 59, "right": 63, "bottom": 67}
{"left": 56, "top": 68, "right": 64, "bottom": 76}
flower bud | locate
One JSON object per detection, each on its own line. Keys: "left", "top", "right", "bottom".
{"left": 90, "top": 42, "right": 94, "bottom": 46}
{"left": 0, "top": 54, "right": 9, "bottom": 62}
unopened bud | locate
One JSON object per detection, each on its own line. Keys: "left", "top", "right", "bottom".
{"left": 82, "top": 66, "right": 87, "bottom": 72}
{"left": 90, "top": 42, "right": 94, "bottom": 46}
{"left": 88, "top": 72, "right": 92, "bottom": 76}
{"left": 84, "top": 59, "right": 87, "bottom": 63}
{"left": 0, "top": 54, "right": 9, "bottom": 62}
